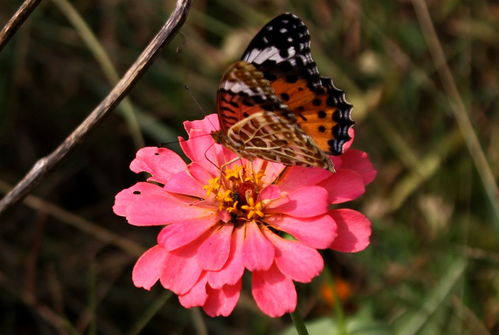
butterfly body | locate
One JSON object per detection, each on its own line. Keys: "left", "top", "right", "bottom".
{"left": 212, "top": 13, "right": 354, "bottom": 172}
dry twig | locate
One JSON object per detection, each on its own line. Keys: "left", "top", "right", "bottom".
{"left": 0, "top": 0, "right": 42, "bottom": 52}
{"left": 0, "top": 0, "right": 192, "bottom": 215}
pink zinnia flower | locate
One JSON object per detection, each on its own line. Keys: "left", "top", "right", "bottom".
{"left": 113, "top": 114, "right": 376, "bottom": 317}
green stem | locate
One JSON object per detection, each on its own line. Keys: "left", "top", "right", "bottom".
{"left": 330, "top": 276, "right": 348, "bottom": 335}
{"left": 127, "top": 292, "right": 172, "bottom": 335}
{"left": 290, "top": 310, "right": 309, "bottom": 335}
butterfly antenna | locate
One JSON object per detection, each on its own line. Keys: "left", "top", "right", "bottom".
{"left": 184, "top": 84, "right": 220, "bottom": 133}
{"left": 204, "top": 141, "right": 223, "bottom": 173}
{"left": 185, "top": 84, "right": 207, "bottom": 116}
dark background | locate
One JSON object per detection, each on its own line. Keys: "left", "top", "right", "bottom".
{"left": 0, "top": 0, "right": 498, "bottom": 334}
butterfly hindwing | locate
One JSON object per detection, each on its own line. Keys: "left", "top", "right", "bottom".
{"left": 226, "top": 111, "right": 334, "bottom": 171}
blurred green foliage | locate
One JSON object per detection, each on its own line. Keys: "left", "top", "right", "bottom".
{"left": 0, "top": 0, "right": 498, "bottom": 334}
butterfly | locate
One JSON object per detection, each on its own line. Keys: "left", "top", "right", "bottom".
{"left": 211, "top": 13, "right": 354, "bottom": 172}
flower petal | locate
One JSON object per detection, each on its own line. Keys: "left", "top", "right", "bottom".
{"left": 203, "top": 280, "right": 242, "bottom": 317}
{"left": 157, "top": 217, "right": 217, "bottom": 251}
{"left": 180, "top": 129, "right": 236, "bottom": 175}
{"left": 197, "top": 224, "right": 234, "bottom": 271}
{"left": 319, "top": 170, "right": 365, "bottom": 204}
{"left": 113, "top": 182, "right": 164, "bottom": 217}
{"left": 165, "top": 170, "right": 206, "bottom": 198}
{"left": 178, "top": 274, "right": 208, "bottom": 308}
{"left": 207, "top": 226, "right": 245, "bottom": 289}
{"left": 132, "top": 245, "right": 168, "bottom": 290}
{"left": 252, "top": 264, "right": 297, "bottom": 317}
{"left": 160, "top": 243, "right": 203, "bottom": 294}
{"left": 268, "top": 186, "right": 328, "bottom": 218}
{"left": 278, "top": 166, "right": 332, "bottom": 192}
{"left": 341, "top": 128, "right": 355, "bottom": 152}
{"left": 259, "top": 185, "right": 282, "bottom": 202}
{"left": 183, "top": 113, "right": 219, "bottom": 134}
{"left": 130, "top": 147, "right": 187, "bottom": 184}
{"left": 188, "top": 162, "right": 216, "bottom": 185}
{"left": 265, "top": 230, "right": 324, "bottom": 283}
{"left": 329, "top": 209, "right": 372, "bottom": 252}
{"left": 339, "top": 149, "right": 377, "bottom": 185}
{"left": 250, "top": 160, "right": 286, "bottom": 186}
{"left": 125, "top": 191, "right": 214, "bottom": 226}
{"left": 270, "top": 214, "right": 337, "bottom": 249}
{"left": 242, "top": 221, "right": 274, "bottom": 271}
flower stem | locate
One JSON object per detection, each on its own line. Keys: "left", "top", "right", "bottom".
{"left": 290, "top": 310, "right": 309, "bottom": 335}
{"left": 330, "top": 276, "right": 348, "bottom": 335}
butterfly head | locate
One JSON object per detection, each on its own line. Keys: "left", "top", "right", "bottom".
{"left": 211, "top": 130, "right": 224, "bottom": 145}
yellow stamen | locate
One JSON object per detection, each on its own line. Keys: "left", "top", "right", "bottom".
{"left": 224, "top": 165, "right": 242, "bottom": 180}
{"left": 216, "top": 189, "right": 232, "bottom": 202}
{"left": 227, "top": 201, "right": 238, "bottom": 213}
{"left": 241, "top": 197, "right": 264, "bottom": 220}
{"left": 203, "top": 177, "right": 220, "bottom": 197}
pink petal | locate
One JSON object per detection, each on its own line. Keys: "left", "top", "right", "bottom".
{"left": 180, "top": 131, "right": 237, "bottom": 175}
{"left": 341, "top": 128, "right": 355, "bottom": 152}
{"left": 319, "top": 170, "right": 365, "bottom": 204}
{"left": 188, "top": 162, "right": 216, "bottom": 185}
{"left": 207, "top": 226, "right": 245, "bottom": 289}
{"left": 330, "top": 155, "right": 343, "bottom": 169}
{"left": 160, "top": 242, "right": 203, "bottom": 294}
{"left": 268, "top": 186, "right": 329, "bottom": 218}
{"left": 113, "top": 182, "right": 164, "bottom": 217}
{"left": 250, "top": 160, "right": 286, "bottom": 186}
{"left": 242, "top": 221, "right": 274, "bottom": 271}
{"left": 252, "top": 264, "right": 297, "bottom": 317}
{"left": 278, "top": 166, "right": 332, "bottom": 192}
{"left": 178, "top": 274, "right": 208, "bottom": 308}
{"left": 132, "top": 245, "right": 168, "bottom": 290}
{"left": 203, "top": 280, "right": 242, "bottom": 317}
{"left": 270, "top": 214, "right": 337, "bottom": 249}
{"left": 329, "top": 209, "right": 372, "bottom": 253}
{"left": 165, "top": 170, "right": 206, "bottom": 198}
{"left": 197, "top": 224, "right": 233, "bottom": 271}
{"left": 265, "top": 231, "right": 324, "bottom": 283}
{"left": 259, "top": 185, "right": 282, "bottom": 202}
{"left": 129, "top": 147, "right": 187, "bottom": 184}
{"left": 125, "top": 191, "right": 214, "bottom": 226}
{"left": 340, "top": 149, "right": 377, "bottom": 185}
{"left": 183, "top": 113, "right": 219, "bottom": 134}
{"left": 157, "top": 217, "right": 217, "bottom": 251}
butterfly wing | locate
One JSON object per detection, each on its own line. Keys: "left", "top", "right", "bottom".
{"left": 241, "top": 13, "right": 354, "bottom": 155}
{"left": 226, "top": 111, "right": 334, "bottom": 172}
{"left": 216, "top": 61, "right": 290, "bottom": 133}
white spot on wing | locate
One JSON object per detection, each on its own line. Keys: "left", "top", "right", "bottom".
{"left": 243, "top": 46, "right": 296, "bottom": 64}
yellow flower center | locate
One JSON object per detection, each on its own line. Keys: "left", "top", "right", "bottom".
{"left": 203, "top": 164, "right": 266, "bottom": 223}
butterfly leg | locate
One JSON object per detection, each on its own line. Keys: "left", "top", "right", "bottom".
{"left": 220, "top": 156, "right": 246, "bottom": 171}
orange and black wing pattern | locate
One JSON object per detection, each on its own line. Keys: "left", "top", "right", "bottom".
{"left": 215, "top": 61, "right": 290, "bottom": 133}
{"left": 240, "top": 13, "right": 354, "bottom": 155}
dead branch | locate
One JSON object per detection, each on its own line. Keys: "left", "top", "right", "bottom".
{"left": 0, "top": 0, "right": 192, "bottom": 215}
{"left": 0, "top": 0, "right": 42, "bottom": 52}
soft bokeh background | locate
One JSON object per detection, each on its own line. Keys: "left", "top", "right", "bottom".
{"left": 1, "top": 0, "right": 498, "bottom": 334}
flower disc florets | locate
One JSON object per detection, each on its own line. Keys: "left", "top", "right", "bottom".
{"left": 204, "top": 165, "right": 268, "bottom": 225}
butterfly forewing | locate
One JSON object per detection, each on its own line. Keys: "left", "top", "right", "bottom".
{"left": 241, "top": 13, "right": 354, "bottom": 155}
{"left": 216, "top": 61, "right": 289, "bottom": 132}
